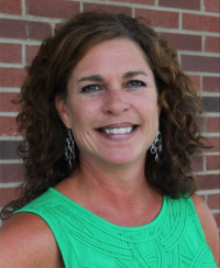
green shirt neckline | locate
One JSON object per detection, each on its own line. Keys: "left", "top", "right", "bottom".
{"left": 49, "top": 187, "right": 167, "bottom": 233}
{"left": 14, "top": 187, "right": 217, "bottom": 267}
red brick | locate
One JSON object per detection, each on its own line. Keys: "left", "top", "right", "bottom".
{"left": 193, "top": 156, "right": 204, "bottom": 172}
{"left": 208, "top": 194, "right": 220, "bottom": 210}
{"left": 0, "top": 43, "right": 22, "bottom": 64}
{"left": 203, "top": 77, "right": 220, "bottom": 92}
{"left": 0, "top": 67, "right": 26, "bottom": 87}
{"left": 136, "top": 9, "right": 179, "bottom": 29}
{"left": 0, "top": 0, "right": 22, "bottom": 15}
{"left": 0, "top": 92, "right": 20, "bottom": 112}
{"left": 196, "top": 174, "right": 220, "bottom": 190}
{"left": 111, "top": 0, "right": 154, "bottom": 4}
{"left": 26, "top": 45, "right": 40, "bottom": 65}
{"left": 84, "top": 3, "right": 132, "bottom": 16}
{"left": 0, "top": 19, "right": 52, "bottom": 40}
{"left": 0, "top": 117, "right": 18, "bottom": 136}
{"left": 0, "top": 187, "right": 21, "bottom": 207}
{"left": 205, "top": 36, "right": 220, "bottom": 53}
{"left": 26, "top": 0, "right": 80, "bottom": 18}
{"left": 197, "top": 116, "right": 206, "bottom": 132}
{"left": 183, "top": 14, "right": 219, "bottom": 33}
{"left": 182, "top": 55, "right": 220, "bottom": 73}
{"left": 0, "top": 140, "right": 21, "bottom": 160}
{"left": 0, "top": 164, "right": 24, "bottom": 183}
{"left": 203, "top": 137, "right": 220, "bottom": 152}
{"left": 213, "top": 213, "right": 220, "bottom": 228}
{"left": 206, "top": 117, "right": 220, "bottom": 133}
{"left": 202, "top": 97, "right": 219, "bottom": 113}
{"left": 188, "top": 75, "right": 201, "bottom": 91}
{"left": 161, "top": 33, "right": 202, "bottom": 51}
{"left": 206, "top": 155, "right": 220, "bottom": 171}
{"left": 204, "top": 0, "right": 220, "bottom": 13}
{"left": 159, "top": 0, "right": 200, "bottom": 10}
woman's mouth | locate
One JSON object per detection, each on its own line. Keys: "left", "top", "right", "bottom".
{"left": 96, "top": 124, "right": 139, "bottom": 141}
{"left": 98, "top": 126, "right": 135, "bottom": 135}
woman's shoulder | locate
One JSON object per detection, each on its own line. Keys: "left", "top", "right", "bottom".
{"left": 0, "top": 212, "right": 64, "bottom": 268}
{"left": 191, "top": 194, "right": 219, "bottom": 267}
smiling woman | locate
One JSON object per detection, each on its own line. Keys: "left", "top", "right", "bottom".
{"left": 56, "top": 38, "right": 160, "bottom": 168}
{"left": 0, "top": 11, "right": 219, "bottom": 268}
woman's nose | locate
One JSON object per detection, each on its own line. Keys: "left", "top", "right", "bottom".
{"left": 102, "top": 89, "right": 130, "bottom": 115}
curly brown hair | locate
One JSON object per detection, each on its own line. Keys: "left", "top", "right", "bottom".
{"left": 1, "top": 11, "right": 209, "bottom": 219}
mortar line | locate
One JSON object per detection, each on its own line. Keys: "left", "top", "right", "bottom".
{"left": 22, "top": 0, "right": 26, "bottom": 16}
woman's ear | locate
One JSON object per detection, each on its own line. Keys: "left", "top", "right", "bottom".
{"left": 55, "top": 96, "right": 71, "bottom": 128}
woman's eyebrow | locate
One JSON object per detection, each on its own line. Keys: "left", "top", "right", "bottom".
{"left": 77, "top": 71, "right": 147, "bottom": 84}
{"left": 77, "top": 75, "right": 103, "bottom": 83}
{"left": 122, "top": 71, "right": 148, "bottom": 79}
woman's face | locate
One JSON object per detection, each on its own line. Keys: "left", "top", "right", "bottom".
{"left": 56, "top": 38, "right": 160, "bottom": 168}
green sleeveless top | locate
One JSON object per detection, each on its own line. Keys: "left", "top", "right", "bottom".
{"left": 14, "top": 188, "right": 217, "bottom": 268}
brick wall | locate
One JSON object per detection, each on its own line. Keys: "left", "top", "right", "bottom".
{"left": 0, "top": 0, "right": 219, "bottom": 229}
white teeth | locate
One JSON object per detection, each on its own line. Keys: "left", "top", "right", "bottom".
{"left": 102, "top": 127, "right": 133, "bottom": 134}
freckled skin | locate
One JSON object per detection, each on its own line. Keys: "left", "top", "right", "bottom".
{"left": 60, "top": 38, "right": 161, "bottom": 169}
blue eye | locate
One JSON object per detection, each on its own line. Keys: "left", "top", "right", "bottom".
{"left": 127, "top": 80, "right": 146, "bottom": 88}
{"left": 81, "top": 85, "right": 102, "bottom": 93}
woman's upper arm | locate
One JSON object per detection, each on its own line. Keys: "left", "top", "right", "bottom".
{"left": 0, "top": 212, "right": 62, "bottom": 268}
{"left": 191, "top": 194, "right": 220, "bottom": 268}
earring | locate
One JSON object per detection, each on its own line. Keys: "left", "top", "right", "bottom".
{"left": 65, "top": 128, "right": 75, "bottom": 169}
{"left": 150, "top": 131, "right": 162, "bottom": 162}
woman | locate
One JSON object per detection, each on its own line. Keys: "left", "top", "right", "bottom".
{"left": 0, "top": 11, "right": 219, "bottom": 268}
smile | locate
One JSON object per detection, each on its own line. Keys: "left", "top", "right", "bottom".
{"left": 99, "top": 127, "right": 134, "bottom": 135}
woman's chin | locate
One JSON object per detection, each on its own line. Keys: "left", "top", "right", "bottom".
{"left": 98, "top": 151, "right": 146, "bottom": 168}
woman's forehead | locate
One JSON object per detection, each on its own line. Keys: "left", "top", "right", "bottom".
{"left": 70, "top": 38, "right": 152, "bottom": 79}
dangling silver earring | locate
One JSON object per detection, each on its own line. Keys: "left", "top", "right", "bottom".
{"left": 65, "top": 128, "right": 75, "bottom": 169}
{"left": 150, "top": 131, "right": 162, "bottom": 162}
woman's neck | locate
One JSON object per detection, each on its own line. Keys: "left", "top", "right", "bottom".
{"left": 65, "top": 156, "right": 156, "bottom": 213}
{"left": 55, "top": 156, "right": 162, "bottom": 227}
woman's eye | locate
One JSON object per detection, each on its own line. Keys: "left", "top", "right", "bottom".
{"left": 81, "top": 85, "right": 102, "bottom": 93}
{"left": 127, "top": 80, "right": 146, "bottom": 88}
